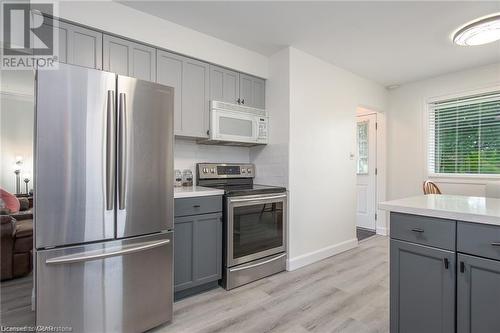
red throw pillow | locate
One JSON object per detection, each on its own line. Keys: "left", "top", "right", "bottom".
{"left": 0, "top": 188, "right": 20, "bottom": 213}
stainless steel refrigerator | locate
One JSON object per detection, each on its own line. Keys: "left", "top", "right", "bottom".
{"left": 34, "top": 63, "right": 174, "bottom": 332}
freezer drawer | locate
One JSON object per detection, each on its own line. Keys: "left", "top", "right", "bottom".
{"left": 36, "top": 232, "right": 173, "bottom": 333}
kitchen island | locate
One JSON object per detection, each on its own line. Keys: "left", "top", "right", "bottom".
{"left": 379, "top": 194, "right": 500, "bottom": 333}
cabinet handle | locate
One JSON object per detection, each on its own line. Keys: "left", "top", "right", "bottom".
{"left": 193, "top": 205, "right": 201, "bottom": 208}
{"left": 460, "top": 261, "right": 465, "bottom": 273}
{"left": 443, "top": 258, "right": 449, "bottom": 269}
{"left": 237, "top": 98, "right": 241, "bottom": 104}
{"left": 411, "top": 228, "right": 424, "bottom": 233}
{"left": 491, "top": 242, "right": 500, "bottom": 246}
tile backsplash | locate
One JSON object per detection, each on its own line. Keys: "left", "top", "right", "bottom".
{"left": 174, "top": 138, "right": 250, "bottom": 173}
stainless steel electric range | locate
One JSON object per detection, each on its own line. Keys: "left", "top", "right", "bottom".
{"left": 197, "top": 163, "right": 287, "bottom": 290}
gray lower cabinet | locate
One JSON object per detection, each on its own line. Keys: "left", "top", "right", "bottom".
{"left": 34, "top": 14, "right": 102, "bottom": 69}
{"left": 457, "top": 253, "right": 500, "bottom": 333}
{"left": 210, "top": 65, "right": 240, "bottom": 104}
{"left": 239, "top": 73, "right": 265, "bottom": 108}
{"left": 174, "top": 196, "right": 223, "bottom": 299}
{"left": 157, "top": 50, "right": 210, "bottom": 138}
{"left": 390, "top": 239, "right": 455, "bottom": 333}
{"left": 103, "top": 35, "right": 156, "bottom": 81}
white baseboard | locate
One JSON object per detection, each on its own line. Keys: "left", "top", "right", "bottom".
{"left": 376, "top": 226, "right": 388, "bottom": 236}
{"left": 286, "top": 238, "right": 358, "bottom": 271}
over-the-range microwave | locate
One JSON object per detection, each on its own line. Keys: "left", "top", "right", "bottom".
{"left": 198, "top": 100, "right": 268, "bottom": 146}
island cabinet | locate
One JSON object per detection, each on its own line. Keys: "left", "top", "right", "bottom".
{"left": 390, "top": 213, "right": 500, "bottom": 333}
{"left": 174, "top": 196, "right": 222, "bottom": 300}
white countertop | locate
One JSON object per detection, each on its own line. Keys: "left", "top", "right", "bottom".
{"left": 379, "top": 194, "right": 500, "bottom": 226}
{"left": 174, "top": 186, "right": 224, "bottom": 199}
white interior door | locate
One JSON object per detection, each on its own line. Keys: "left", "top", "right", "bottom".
{"left": 356, "top": 114, "right": 377, "bottom": 230}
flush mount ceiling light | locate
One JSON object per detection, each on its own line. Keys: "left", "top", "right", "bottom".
{"left": 453, "top": 13, "right": 500, "bottom": 46}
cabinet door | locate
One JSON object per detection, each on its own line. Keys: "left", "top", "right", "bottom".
{"left": 174, "top": 212, "right": 222, "bottom": 292}
{"left": 193, "top": 213, "right": 222, "bottom": 285}
{"left": 239, "top": 74, "right": 265, "bottom": 108}
{"left": 182, "top": 58, "right": 210, "bottom": 138}
{"left": 457, "top": 254, "right": 500, "bottom": 333}
{"left": 157, "top": 51, "right": 183, "bottom": 133}
{"left": 210, "top": 65, "right": 239, "bottom": 104}
{"left": 103, "top": 35, "right": 156, "bottom": 81}
{"left": 390, "top": 239, "right": 455, "bottom": 333}
{"left": 157, "top": 51, "right": 210, "bottom": 138}
{"left": 33, "top": 15, "right": 102, "bottom": 69}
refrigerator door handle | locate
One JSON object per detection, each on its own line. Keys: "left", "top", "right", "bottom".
{"left": 118, "top": 92, "right": 127, "bottom": 210}
{"left": 106, "top": 90, "right": 116, "bottom": 211}
{"left": 45, "top": 239, "right": 170, "bottom": 265}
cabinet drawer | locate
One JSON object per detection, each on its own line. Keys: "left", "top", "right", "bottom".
{"left": 390, "top": 213, "right": 456, "bottom": 251}
{"left": 175, "top": 196, "right": 222, "bottom": 217}
{"left": 458, "top": 222, "right": 500, "bottom": 261}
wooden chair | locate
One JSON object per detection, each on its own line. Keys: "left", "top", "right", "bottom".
{"left": 423, "top": 180, "right": 441, "bottom": 195}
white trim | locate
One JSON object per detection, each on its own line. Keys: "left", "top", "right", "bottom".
{"left": 426, "top": 85, "right": 500, "bottom": 104}
{"left": 286, "top": 238, "right": 358, "bottom": 271}
{"left": 376, "top": 226, "right": 388, "bottom": 236}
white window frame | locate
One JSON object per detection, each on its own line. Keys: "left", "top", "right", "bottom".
{"left": 424, "top": 85, "right": 500, "bottom": 182}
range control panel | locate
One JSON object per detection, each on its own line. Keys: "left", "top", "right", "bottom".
{"left": 197, "top": 163, "right": 255, "bottom": 179}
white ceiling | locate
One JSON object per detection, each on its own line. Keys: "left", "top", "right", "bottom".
{"left": 120, "top": 1, "right": 500, "bottom": 86}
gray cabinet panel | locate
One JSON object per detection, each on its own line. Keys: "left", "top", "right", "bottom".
{"left": 103, "top": 35, "right": 156, "bottom": 81}
{"left": 157, "top": 50, "right": 209, "bottom": 138}
{"left": 35, "top": 15, "right": 102, "bottom": 69}
{"left": 157, "top": 51, "right": 183, "bottom": 133}
{"left": 173, "top": 212, "right": 222, "bottom": 293}
{"left": 458, "top": 221, "right": 500, "bottom": 261}
{"left": 174, "top": 195, "right": 222, "bottom": 217}
{"left": 239, "top": 74, "right": 265, "bottom": 108}
{"left": 457, "top": 253, "right": 500, "bottom": 333}
{"left": 174, "top": 219, "right": 194, "bottom": 290}
{"left": 390, "top": 212, "right": 456, "bottom": 251}
{"left": 182, "top": 59, "right": 210, "bottom": 137}
{"left": 210, "top": 65, "right": 239, "bottom": 104}
{"left": 390, "top": 239, "right": 455, "bottom": 333}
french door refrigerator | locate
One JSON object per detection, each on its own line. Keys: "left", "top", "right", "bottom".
{"left": 34, "top": 63, "right": 174, "bottom": 332}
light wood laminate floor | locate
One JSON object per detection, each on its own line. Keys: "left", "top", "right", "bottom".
{"left": 154, "top": 235, "right": 389, "bottom": 333}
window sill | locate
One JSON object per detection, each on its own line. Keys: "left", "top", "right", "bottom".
{"left": 428, "top": 173, "right": 500, "bottom": 185}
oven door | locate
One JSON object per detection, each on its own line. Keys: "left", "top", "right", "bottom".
{"left": 227, "top": 193, "right": 287, "bottom": 267}
{"left": 211, "top": 109, "right": 259, "bottom": 144}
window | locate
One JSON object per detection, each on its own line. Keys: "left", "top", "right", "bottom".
{"left": 428, "top": 91, "right": 500, "bottom": 176}
{"left": 357, "top": 121, "right": 369, "bottom": 174}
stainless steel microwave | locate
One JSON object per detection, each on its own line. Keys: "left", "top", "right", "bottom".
{"left": 200, "top": 100, "right": 268, "bottom": 146}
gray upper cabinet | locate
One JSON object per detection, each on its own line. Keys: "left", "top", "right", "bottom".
{"left": 239, "top": 73, "right": 265, "bottom": 108}
{"left": 457, "top": 253, "right": 500, "bottom": 333}
{"left": 103, "top": 35, "right": 156, "bottom": 81}
{"left": 210, "top": 65, "right": 240, "bottom": 104}
{"left": 157, "top": 50, "right": 209, "bottom": 138}
{"left": 390, "top": 239, "right": 455, "bottom": 333}
{"left": 34, "top": 15, "right": 102, "bottom": 69}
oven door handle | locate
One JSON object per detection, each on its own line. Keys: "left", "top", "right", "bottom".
{"left": 229, "top": 253, "right": 287, "bottom": 272}
{"left": 229, "top": 194, "right": 287, "bottom": 203}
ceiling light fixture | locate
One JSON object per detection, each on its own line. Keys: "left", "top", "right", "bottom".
{"left": 453, "top": 13, "right": 500, "bottom": 46}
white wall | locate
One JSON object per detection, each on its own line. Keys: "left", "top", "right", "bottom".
{"left": 287, "top": 48, "right": 388, "bottom": 270}
{"left": 387, "top": 62, "right": 500, "bottom": 200}
{"left": 56, "top": 1, "right": 268, "bottom": 78}
{"left": 250, "top": 48, "right": 290, "bottom": 187}
{"left": 175, "top": 138, "right": 250, "bottom": 174}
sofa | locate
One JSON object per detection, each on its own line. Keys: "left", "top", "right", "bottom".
{"left": 1, "top": 197, "right": 33, "bottom": 281}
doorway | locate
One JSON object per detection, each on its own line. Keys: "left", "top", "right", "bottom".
{"left": 356, "top": 112, "right": 377, "bottom": 241}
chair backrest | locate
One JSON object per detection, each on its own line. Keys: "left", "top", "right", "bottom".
{"left": 423, "top": 180, "right": 441, "bottom": 195}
